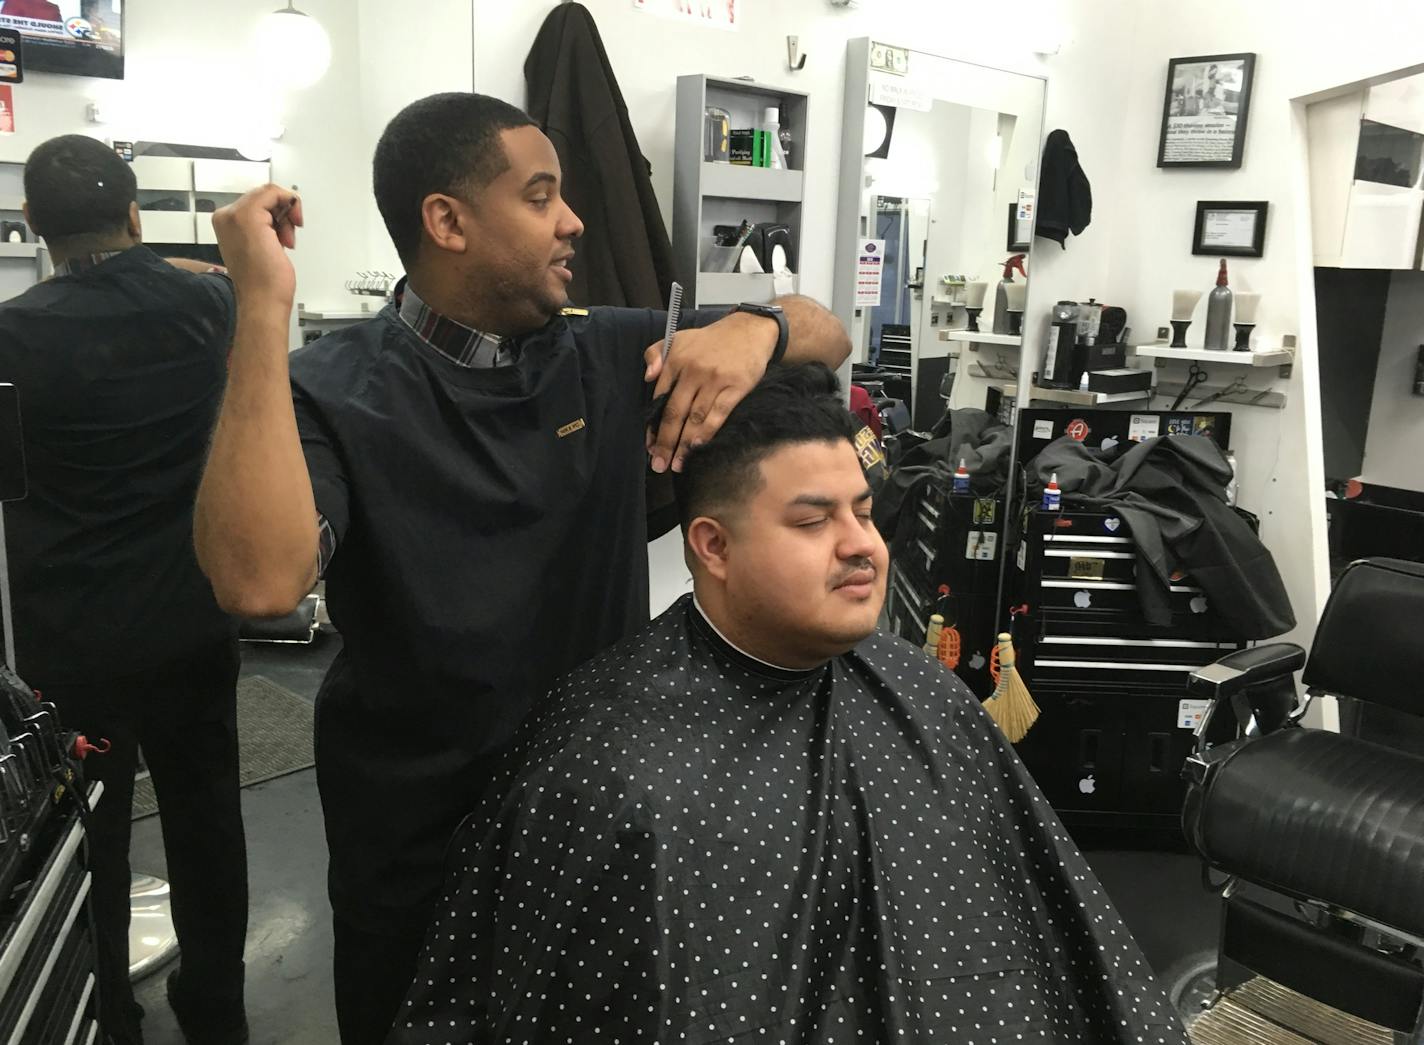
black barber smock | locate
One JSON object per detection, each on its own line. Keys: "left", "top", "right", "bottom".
{"left": 289, "top": 303, "right": 718, "bottom": 933}
{"left": 390, "top": 597, "right": 1187, "bottom": 1044}
{"left": 0, "top": 247, "right": 236, "bottom": 682}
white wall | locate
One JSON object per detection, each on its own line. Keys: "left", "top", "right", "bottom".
{"left": 471, "top": 0, "right": 1096, "bottom": 309}
{"left": 0, "top": 0, "right": 475, "bottom": 313}
{"left": 352, "top": 0, "right": 475, "bottom": 284}
{"left": 1082, "top": 0, "right": 1424, "bottom": 655}
{"left": 1361, "top": 270, "right": 1424, "bottom": 491}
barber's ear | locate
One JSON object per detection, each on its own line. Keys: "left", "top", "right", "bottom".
{"left": 20, "top": 203, "right": 36, "bottom": 238}
{"left": 686, "top": 516, "right": 732, "bottom": 581}
{"left": 420, "top": 194, "right": 469, "bottom": 256}
{"left": 127, "top": 201, "right": 142, "bottom": 241}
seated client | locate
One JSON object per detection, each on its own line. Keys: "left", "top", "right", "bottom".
{"left": 390, "top": 363, "right": 1186, "bottom": 1044}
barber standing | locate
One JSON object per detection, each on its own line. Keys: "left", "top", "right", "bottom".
{"left": 0, "top": 135, "right": 248, "bottom": 1045}
{"left": 196, "top": 92, "right": 851, "bottom": 1044}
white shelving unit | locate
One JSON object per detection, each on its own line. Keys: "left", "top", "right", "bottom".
{"left": 1132, "top": 344, "right": 1294, "bottom": 367}
{"left": 939, "top": 331, "right": 1023, "bottom": 348}
{"left": 1026, "top": 384, "right": 1154, "bottom": 406}
{"left": 132, "top": 154, "right": 270, "bottom": 247}
{"left": 674, "top": 75, "right": 808, "bottom": 308}
{"left": 0, "top": 243, "right": 37, "bottom": 259}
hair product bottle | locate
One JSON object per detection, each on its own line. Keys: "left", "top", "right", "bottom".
{"left": 1203, "top": 259, "right": 1233, "bottom": 351}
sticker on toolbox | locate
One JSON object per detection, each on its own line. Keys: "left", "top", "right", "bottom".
{"left": 965, "top": 531, "right": 998, "bottom": 561}
{"left": 1128, "top": 414, "right": 1160, "bottom": 442}
{"left": 1032, "top": 419, "right": 1055, "bottom": 440}
{"left": 1073, "top": 590, "right": 1092, "bottom": 608}
{"left": 1179, "top": 698, "right": 1212, "bottom": 730}
{"left": 973, "top": 498, "right": 997, "bottom": 524}
{"left": 1068, "top": 556, "right": 1106, "bottom": 580}
{"left": 1017, "top": 541, "right": 1027, "bottom": 571}
{"left": 1104, "top": 518, "right": 1121, "bottom": 533}
{"left": 1065, "top": 418, "right": 1091, "bottom": 442}
{"left": 1166, "top": 416, "right": 1194, "bottom": 436}
{"left": 1190, "top": 596, "right": 1209, "bottom": 614}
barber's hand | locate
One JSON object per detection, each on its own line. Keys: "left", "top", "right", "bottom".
{"left": 211, "top": 183, "right": 304, "bottom": 308}
{"left": 643, "top": 311, "right": 778, "bottom": 473}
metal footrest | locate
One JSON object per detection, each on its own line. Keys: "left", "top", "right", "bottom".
{"left": 1190, "top": 978, "right": 1395, "bottom": 1045}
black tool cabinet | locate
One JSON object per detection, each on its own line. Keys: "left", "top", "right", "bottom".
{"left": 1007, "top": 507, "right": 1247, "bottom": 837}
{"left": 0, "top": 672, "right": 100, "bottom": 1045}
{"left": 1006, "top": 408, "right": 1247, "bottom": 841}
{"left": 884, "top": 479, "right": 1006, "bottom": 700}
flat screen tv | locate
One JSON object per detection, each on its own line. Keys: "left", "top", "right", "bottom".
{"left": 0, "top": 0, "right": 123, "bottom": 80}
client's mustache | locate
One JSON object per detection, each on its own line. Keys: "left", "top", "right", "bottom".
{"left": 831, "top": 559, "right": 878, "bottom": 588}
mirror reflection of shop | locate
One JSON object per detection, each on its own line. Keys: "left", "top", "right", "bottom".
{"left": 833, "top": 38, "right": 1046, "bottom": 702}
{"left": 1307, "top": 66, "right": 1424, "bottom": 577}
{"left": 865, "top": 194, "right": 929, "bottom": 403}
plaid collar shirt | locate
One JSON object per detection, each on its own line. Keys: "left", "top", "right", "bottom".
{"left": 397, "top": 283, "right": 517, "bottom": 369}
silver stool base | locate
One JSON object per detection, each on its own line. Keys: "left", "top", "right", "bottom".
{"left": 128, "top": 873, "right": 180, "bottom": 981}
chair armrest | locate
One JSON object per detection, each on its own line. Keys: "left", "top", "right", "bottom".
{"left": 1188, "top": 643, "right": 1307, "bottom": 700}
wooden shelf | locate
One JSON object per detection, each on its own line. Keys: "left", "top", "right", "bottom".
{"left": 939, "top": 331, "right": 1022, "bottom": 347}
{"left": 1026, "top": 384, "right": 1153, "bottom": 406}
{"left": 0, "top": 242, "right": 38, "bottom": 259}
{"left": 700, "top": 163, "right": 803, "bottom": 202}
{"left": 1132, "top": 344, "right": 1294, "bottom": 367}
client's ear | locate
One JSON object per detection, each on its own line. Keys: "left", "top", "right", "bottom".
{"left": 686, "top": 516, "right": 732, "bottom": 581}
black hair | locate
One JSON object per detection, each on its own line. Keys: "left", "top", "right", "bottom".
{"left": 372, "top": 92, "right": 536, "bottom": 268}
{"left": 23, "top": 134, "right": 137, "bottom": 243}
{"left": 674, "top": 363, "right": 860, "bottom": 532}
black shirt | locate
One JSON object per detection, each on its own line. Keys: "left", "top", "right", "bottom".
{"left": 0, "top": 246, "right": 237, "bottom": 683}
{"left": 391, "top": 597, "right": 1187, "bottom": 1044}
{"left": 289, "top": 302, "right": 716, "bottom": 932}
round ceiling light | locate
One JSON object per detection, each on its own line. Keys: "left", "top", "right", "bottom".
{"left": 255, "top": 2, "right": 332, "bottom": 91}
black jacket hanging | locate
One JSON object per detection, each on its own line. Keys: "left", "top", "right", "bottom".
{"left": 1035, "top": 129, "right": 1092, "bottom": 249}
{"left": 524, "top": 3, "right": 675, "bottom": 309}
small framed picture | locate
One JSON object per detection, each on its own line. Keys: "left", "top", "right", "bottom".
{"left": 1006, "top": 202, "right": 1030, "bottom": 253}
{"left": 1193, "top": 201, "right": 1267, "bottom": 257}
{"left": 1158, "top": 53, "right": 1257, "bottom": 169}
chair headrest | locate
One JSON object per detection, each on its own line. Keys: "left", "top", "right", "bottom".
{"left": 1304, "top": 558, "right": 1424, "bottom": 715}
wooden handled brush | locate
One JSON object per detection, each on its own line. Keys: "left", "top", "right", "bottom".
{"left": 984, "top": 632, "right": 1039, "bottom": 743}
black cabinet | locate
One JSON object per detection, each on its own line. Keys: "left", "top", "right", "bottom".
{"left": 1008, "top": 506, "right": 1247, "bottom": 839}
{"left": 885, "top": 481, "right": 1006, "bottom": 699}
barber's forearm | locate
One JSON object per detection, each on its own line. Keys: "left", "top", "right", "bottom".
{"left": 195, "top": 302, "right": 318, "bottom": 618}
{"left": 775, "top": 294, "right": 852, "bottom": 369}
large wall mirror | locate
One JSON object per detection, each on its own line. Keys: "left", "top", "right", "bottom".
{"left": 1307, "top": 65, "right": 1424, "bottom": 580}
{"left": 832, "top": 38, "right": 1046, "bottom": 697}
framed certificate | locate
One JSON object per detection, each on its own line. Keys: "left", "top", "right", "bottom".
{"left": 1193, "top": 200, "right": 1268, "bottom": 257}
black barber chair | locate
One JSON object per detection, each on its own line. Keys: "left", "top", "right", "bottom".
{"left": 1181, "top": 558, "right": 1424, "bottom": 1040}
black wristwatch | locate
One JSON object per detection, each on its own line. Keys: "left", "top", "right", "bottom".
{"left": 730, "top": 302, "right": 788, "bottom": 367}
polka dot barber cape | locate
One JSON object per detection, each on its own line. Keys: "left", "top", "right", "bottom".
{"left": 389, "top": 595, "right": 1186, "bottom": 1044}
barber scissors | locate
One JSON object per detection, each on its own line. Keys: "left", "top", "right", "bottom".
{"left": 1193, "top": 375, "right": 1250, "bottom": 408}
{"left": 1170, "top": 362, "right": 1209, "bottom": 411}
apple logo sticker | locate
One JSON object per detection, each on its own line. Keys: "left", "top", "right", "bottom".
{"left": 1101, "top": 436, "right": 1120, "bottom": 452}
{"left": 1079, "top": 775, "right": 1096, "bottom": 795}
{"left": 1074, "top": 590, "right": 1093, "bottom": 608}
{"left": 1190, "top": 596, "right": 1209, "bottom": 614}
{"left": 968, "top": 651, "right": 986, "bottom": 671}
